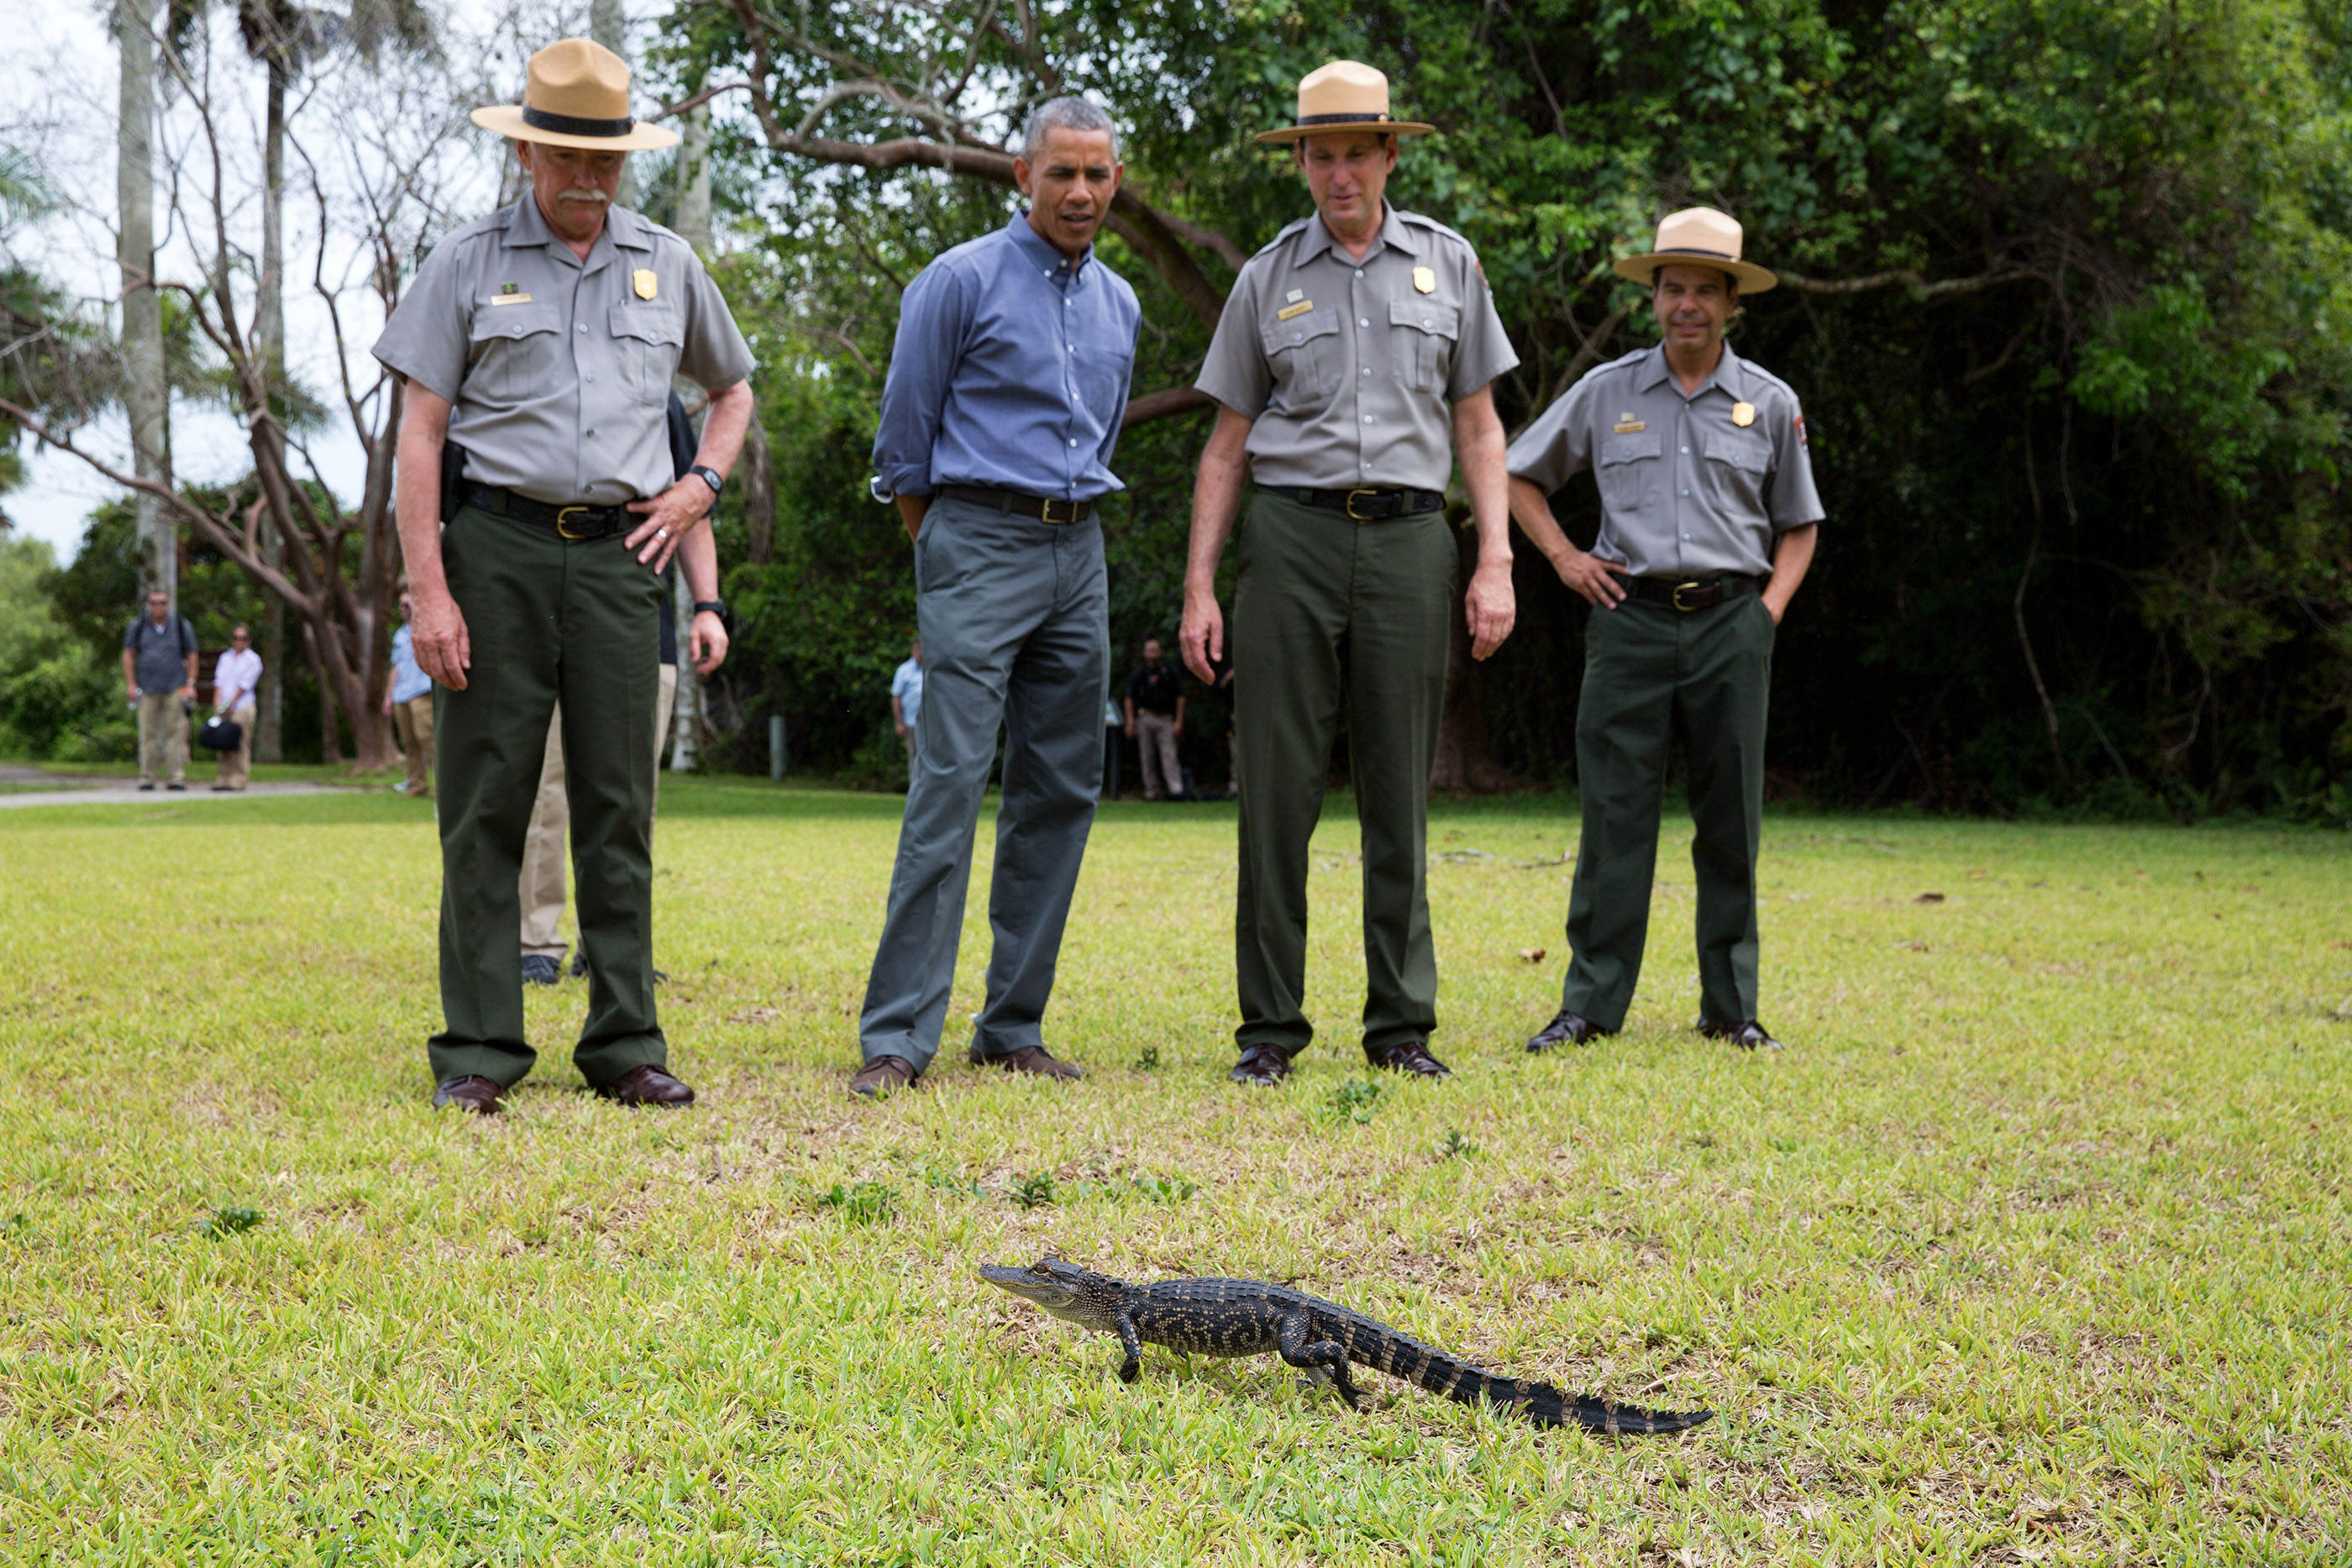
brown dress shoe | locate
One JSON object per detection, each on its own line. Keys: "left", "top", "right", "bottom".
{"left": 1698, "top": 1019, "right": 1782, "bottom": 1051}
{"left": 598, "top": 1064, "right": 696, "bottom": 1106}
{"left": 1227, "top": 1043, "right": 1293, "bottom": 1088}
{"left": 971, "top": 1043, "right": 1084, "bottom": 1080}
{"left": 1367, "top": 1040, "right": 1452, "bottom": 1078}
{"left": 1526, "top": 1007, "right": 1614, "bottom": 1053}
{"left": 849, "top": 1055, "right": 919, "bottom": 1099}
{"left": 431, "top": 1074, "right": 502, "bottom": 1114}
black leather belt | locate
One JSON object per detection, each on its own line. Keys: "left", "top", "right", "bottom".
{"left": 465, "top": 483, "right": 633, "bottom": 540}
{"left": 936, "top": 485, "right": 1095, "bottom": 524}
{"left": 1274, "top": 485, "right": 1446, "bottom": 521}
{"left": 1618, "top": 573, "right": 1765, "bottom": 611}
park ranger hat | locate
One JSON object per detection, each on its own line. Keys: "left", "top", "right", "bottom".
{"left": 470, "top": 38, "right": 680, "bottom": 153}
{"left": 1614, "top": 207, "right": 1778, "bottom": 293}
{"left": 1252, "top": 60, "right": 1435, "bottom": 144}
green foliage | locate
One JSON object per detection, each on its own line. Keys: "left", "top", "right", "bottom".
{"left": 1008, "top": 1171, "right": 1058, "bottom": 1209}
{"left": 0, "top": 537, "right": 118, "bottom": 761}
{"left": 199, "top": 1205, "right": 265, "bottom": 1239}
{"left": 815, "top": 1180, "right": 898, "bottom": 1226}
{"left": 1436, "top": 1129, "right": 1478, "bottom": 1161}
{"left": 1328, "top": 1078, "right": 1384, "bottom": 1125}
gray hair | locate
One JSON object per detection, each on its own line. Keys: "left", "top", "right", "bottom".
{"left": 1020, "top": 97, "right": 1119, "bottom": 163}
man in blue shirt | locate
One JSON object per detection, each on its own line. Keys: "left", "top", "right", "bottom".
{"left": 852, "top": 97, "right": 1140, "bottom": 1098}
{"left": 889, "top": 637, "right": 924, "bottom": 789}
{"left": 383, "top": 592, "right": 435, "bottom": 798}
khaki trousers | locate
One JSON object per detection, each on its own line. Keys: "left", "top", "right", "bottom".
{"left": 215, "top": 701, "right": 256, "bottom": 789}
{"left": 1135, "top": 710, "right": 1181, "bottom": 800}
{"left": 518, "top": 664, "right": 679, "bottom": 962}
{"left": 393, "top": 695, "right": 435, "bottom": 797}
{"left": 136, "top": 692, "right": 188, "bottom": 785}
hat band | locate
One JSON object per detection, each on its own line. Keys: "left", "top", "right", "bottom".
{"left": 522, "top": 104, "right": 636, "bottom": 139}
{"left": 1296, "top": 111, "right": 1394, "bottom": 126}
{"left": 1654, "top": 245, "right": 1738, "bottom": 262}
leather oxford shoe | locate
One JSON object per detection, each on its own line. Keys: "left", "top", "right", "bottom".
{"left": 848, "top": 1055, "right": 919, "bottom": 1099}
{"left": 1367, "top": 1040, "right": 1452, "bottom": 1078}
{"left": 972, "top": 1043, "right": 1084, "bottom": 1080}
{"left": 598, "top": 1064, "right": 696, "bottom": 1106}
{"left": 1699, "top": 1019, "right": 1782, "bottom": 1051}
{"left": 432, "top": 1074, "right": 502, "bottom": 1114}
{"left": 1526, "top": 1007, "right": 1614, "bottom": 1053}
{"left": 1227, "top": 1043, "right": 1293, "bottom": 1088}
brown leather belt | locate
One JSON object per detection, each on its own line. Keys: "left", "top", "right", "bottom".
{"left": 936, "top": 485, "right": 1095, "bottom": 524}
{"left": 1617, "top": 573, "right": 1765, "bottom": 611}
{"left": 465, "top": 483, "right": 633, "bottom": 540}
{"left": 1274, "top": 485, "right": 1446, "bottom": 521}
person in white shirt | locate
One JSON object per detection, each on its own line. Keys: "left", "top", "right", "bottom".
{"left": 890, "top": 637, "right": 925, "bottom": 789}
{"left": 208, "top": 625, "right": 263, "bottom": 792}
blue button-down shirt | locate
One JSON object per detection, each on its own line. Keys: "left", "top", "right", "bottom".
{"left": 872, "top": 211, "right": 1140, "bottom": 502}
{"left": 388, "top": 623, "right": 432, "bottom": 704}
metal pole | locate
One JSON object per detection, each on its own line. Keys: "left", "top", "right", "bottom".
{"left": 769, "top": 715, "right": 785, "bottom": 782}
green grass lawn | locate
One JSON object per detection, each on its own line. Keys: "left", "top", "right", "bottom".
{"left": 2, "top": 780, "right": 2346, "bottom": 1565}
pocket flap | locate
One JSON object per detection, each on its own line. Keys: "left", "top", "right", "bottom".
{"left": 1599, "top": 432, "right": 1664, "bottom": 466}
{"left": 1704, "top": 432, "right": 1772, "bottom": 474}
{"left": 610, "top": 302, "right": 684, "bottom": 345}
{"left": 471, "top": 303, "right": 559, "bottom": 343}
{"left": 1259, "top": 308, "right": 1340, "bottom": 357}
{"left": 1388, "top": 298, "right": 1461, "bottom": 338}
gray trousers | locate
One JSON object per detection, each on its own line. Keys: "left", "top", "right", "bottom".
{"left": 858, "top": 496, "right": 1109, "bottom": 1072}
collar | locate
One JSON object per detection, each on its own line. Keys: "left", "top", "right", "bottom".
{"left": 506, "top": 193, "right": 627, "bottom": 271}
{"left": 1007, "top": 209, "right": 1092, "bottom": 279}
{"left": 1300, "top": 202, "right": 1419, "bottom": 264}
{"left": 1635, "top": 340, "right": 1749, "bottom": 401}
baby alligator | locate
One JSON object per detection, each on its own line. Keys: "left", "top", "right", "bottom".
{"left": 980, "top": 1256, "right": 1711, "bottom": 1435}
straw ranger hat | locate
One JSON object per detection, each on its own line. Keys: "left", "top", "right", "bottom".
{"left": 1613, "top": 207, "right": 1777, "bottom": 293}
{"left": 1253, "top": 60, "right": 1434, "bottom": 144}
{"left": 470, "top": 38, "right": 680, "bottom": 153}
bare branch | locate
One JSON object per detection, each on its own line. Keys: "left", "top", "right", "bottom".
{"left": 1777, "top": 266, "right": 2037, "bottom": 298}
{"left": 1120, "top": 385, "right": 1213, "bottom": 428}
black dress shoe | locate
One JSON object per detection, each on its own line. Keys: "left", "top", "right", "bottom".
{"left": 1367, "top": 1040, "right": 1452, "bottom": 1078}
{"left": 165, "top": 783, "right": 186, "bottom": 791}
{"left": 137, "top": 783, "right": 155, "bottom": 792}
{"left": 848, "top": 1055, "right": 919, "bottom": 1099}
{"left": 970, "top": 1043, "right": 1084, "bottom": 1079}
{"left": 1526, "top": 1007, "right": 1614, "bottom": 1053}
{"left": 1227, "top": 1044, "right": 1293, "bottom": 1088}
{"left": 598, "top": 1064, "right": 695, "bottom": 1106}
{"left": 432, "top": 1074, "right": 502, "bottom": 1114}
{"left": 520, "top": 954, "right": 562, "bottom": 986}
{"left": 1699, "top": 1019, "right": 1782, "bottom": 1051}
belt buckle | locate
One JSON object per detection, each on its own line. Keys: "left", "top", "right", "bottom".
{"left": 1041, "top": 497, "right": 1075, "bottom": 525}
{"left": 1670, "top": 579, "right": 1707, "bottom": 612}
{"left": 555, "top": 506, "right": 594, "bottom": 541}
{"left": 1344, "top": 488, "right": 1382, "bottom": 522}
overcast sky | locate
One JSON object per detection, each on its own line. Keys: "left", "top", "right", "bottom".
{"left": 2, "top": 0, "right": 669, "bottom": 563}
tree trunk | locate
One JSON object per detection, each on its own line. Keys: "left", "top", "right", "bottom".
{"left": 1429, "top": 520, "right": 1518, "bottom": 794}
{"left": 591, "top": 0, "right": 637, "bottom": 209}
{"left": 740, "top": 415, "right": 774, "bottom": 564}
{"left": 114, "top": 0, "right": 171, "bottom": 606}
{"left": 255, "top": 516, "right": 285, "bottom": 762}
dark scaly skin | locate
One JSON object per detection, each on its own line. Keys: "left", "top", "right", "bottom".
{"left": 979, "top": 1257, "right": 1712, "bottom": 1436}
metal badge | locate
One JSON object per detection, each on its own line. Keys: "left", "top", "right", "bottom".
{"left": 1277, "top": 300, "right": 1313, "bottom": 321}
{"left": 1613, "top": 420, "right": 1646, "bottom": 433}
{"left": 633, "top": 269, "right": 659, "bottom": 301}
{"left": 1412, "top": 265, "right": 1436, "bottom": 294}
{"left": 1731, "top": 401, "right": 1756, "bottom": 427}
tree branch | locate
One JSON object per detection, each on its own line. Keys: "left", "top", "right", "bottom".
{"left": 1121, "top": 385, "right": 1212, "bottom": 428}
{"left": 1777, "top": 266, "right": 2037, "bottom": 298}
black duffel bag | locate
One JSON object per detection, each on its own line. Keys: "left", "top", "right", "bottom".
{"left": 197, "top": 716, "right": 243, "bottom": 753}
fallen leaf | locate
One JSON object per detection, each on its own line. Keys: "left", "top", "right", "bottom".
{"left": 1517, "top": 947, "right": 1546, "bottom": 962}
{"left": 1915, "top": 891, "right": 1946, "bottom": 903}
{"left": 728, "top": 1006, "right": 782, "bottom": 1025}
{"left": 1893, "top": 940, "right": 1929, "bottom": 952}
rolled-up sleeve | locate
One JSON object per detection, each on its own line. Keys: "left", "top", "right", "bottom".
{"left": 370, "top": 240, "right": 473, "bottom": 404}
{"left": 1505, "top": 377, "right": 1597, "bottom": 492}
{"left": 872, "top": 260, "right": 977, "bottom": 499}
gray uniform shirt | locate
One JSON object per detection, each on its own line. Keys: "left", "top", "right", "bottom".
{"left": 1194, "top": 204, "right": 1518, "bottom": 490}
{"left": 370, "top": 197, "right": 754, "bottom": 506}
{"left": 1506, "top": 342, "right": 1823, "bottom": 579}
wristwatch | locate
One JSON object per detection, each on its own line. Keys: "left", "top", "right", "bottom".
{"left": 692, "top": 598, "right": 729, "bottom": 623}
{"left": 689, "top": 464, "right": 724, "bottom": 497}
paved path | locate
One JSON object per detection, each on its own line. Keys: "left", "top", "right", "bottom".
{"left": 0, "top": 779, "right": 359, "bottom": 810}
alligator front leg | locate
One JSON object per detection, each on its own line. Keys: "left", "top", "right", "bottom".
{"left": 1113, "top": 1313, "right": 1142, "bottom": 1384}
{"left": 1277, "top": 1311, "right": 1365, "bottom": 1409}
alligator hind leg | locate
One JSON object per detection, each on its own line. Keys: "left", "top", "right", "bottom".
{"left": 1277, "top": 1312, "right": 1366, "bottom": 1410}
{"left": 1113, "top": 1313, "right": 1142, "bottom": 1384}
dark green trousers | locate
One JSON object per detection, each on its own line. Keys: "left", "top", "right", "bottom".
{"left": 428, "top": 504, "right": 666, "bottom": 1090}
{"left": 1231, "top": 490, "right": 1455, "bottom": 1060}
{"left": 1560, "top": 591, "right": 1775, "bottom": 1030}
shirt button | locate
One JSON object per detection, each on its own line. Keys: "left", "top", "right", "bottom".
{"left": 577, "top": 324, "right": 587, "bottom": 333}
{"left": 1362, "top": 415, "right": 1374, "bottom": 424}
{"left": 1680, "top": 445, "right": 1688, "bottom": 454}
{"left": 584, "top": 374, "right": 595, "bottom": 383}
{"left": 1354, "top": 269, "right": 1364, "bottom": 279}
{"left": 1362, "top": 368, "right": 1371, "bottom": 376}
{"left": 1358, "top": 317, "right": 1369, "bottom": 328}
{"left": 1068, "top": 438, "right": 1078, "bottom": 447}
{"left": 585, "top": 427, "right": 596, "bottom": 438}
{"left": 1681, "top": 489, "right": 1690, "bottom": 496}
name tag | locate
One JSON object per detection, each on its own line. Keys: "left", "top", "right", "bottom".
{"left": 1277, "top": 300, "right": 1314, "bottom": 322}
{"left": 1613, "top": 419, "right": 1646, "bottom": 433}
{"left": 489, "top": 292, "right": 533, "bottom": 306}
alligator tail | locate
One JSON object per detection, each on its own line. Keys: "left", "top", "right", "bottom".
{"left": 1394, "top": 1343, "right": 1712, "bottom": 1434}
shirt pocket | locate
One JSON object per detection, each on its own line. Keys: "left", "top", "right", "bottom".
{"left": 1701, "top": 429, "right": 1773, "bottom": 517}
{"left": 1388, "top": 298, "right": 1461, "bottom": 394}
{"left": 610, "top": 302, "right": 685, "bottom": 403}
{"left": 1258, "top": 309, "right": 1341, "bottom": 410}
{"left": 466, "top": 303, "right": 561, "bottom": 403}
{"left": 1597, "top": 431, "right": 1664, "bottom": 511}
{"left": 1072, "top": 338, "right": 1133, "bottom": 423}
